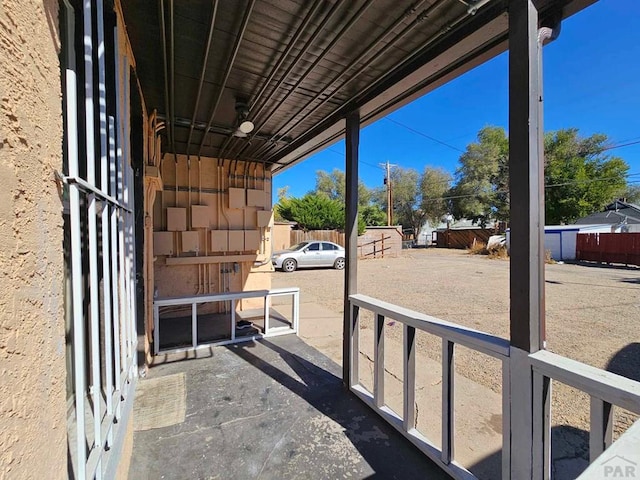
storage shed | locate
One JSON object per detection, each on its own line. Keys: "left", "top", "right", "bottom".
{"left": 506, "top": 224, "right": 614, "bottom": 261}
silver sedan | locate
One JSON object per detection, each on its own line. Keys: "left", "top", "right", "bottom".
{"left": 272, "top": 241, "right": 345, "bottom": 272}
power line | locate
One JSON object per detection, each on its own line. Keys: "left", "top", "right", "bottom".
{"left": 602, "top": 139, "right": 640, "bottom": 151}
{"left": 421, "top": 173, "right": 640, "bottom": 203}
{"left": 383, "top": 117, "right": 465, "bottom": 153}
{"left": 326, "top": 147, "right": 384, "bottom": 170}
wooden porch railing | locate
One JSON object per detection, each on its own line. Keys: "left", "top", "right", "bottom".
{"left": 347, "top": 295, "right": 640, "bottom": 480}
{"left": 153, "top": 288, "right": 299, "bottom": 355}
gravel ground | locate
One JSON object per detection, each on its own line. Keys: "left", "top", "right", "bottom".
{"left": 272, "top": 248, "right": 640, "bottom": 437}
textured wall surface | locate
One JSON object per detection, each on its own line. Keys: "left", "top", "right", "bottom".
{"left": 0, "top": 1, "right": 67, "bottom": 478}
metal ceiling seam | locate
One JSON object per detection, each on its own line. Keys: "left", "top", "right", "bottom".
{"left": 235, "top": 0, "right": 377, "bottom": 162}
{"left": 250, "top": 0, "right": 435, "bottom": 161}
{"left": 270, "top": 2, "right": 504, "bottom": 168}
{"left": 197, "top": 0, "right": 257, "bottom": 157}
{"left": 258, "top": 0, "right": 447, "bottom": 163}
{"left": 170, "top": 0, "right": 176, "bottom": 160}
{"left": 159, "top": 0, "right": 172, "bottom": 158}
{"left": 218, "top": 0, "right": 324, "bottom": 161}
{"left": 185, "top": 0, "right": 219, "bottom": 158}
{"left": 223, "top": 0, "right": 344, "bottom": 161}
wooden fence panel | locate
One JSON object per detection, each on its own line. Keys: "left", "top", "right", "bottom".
{"left": 290, "top": 230, "right": 345, "bottom": 246}
{"left": 576, "top": 233, "right": 640, "bottom": 266}
{"left": 436, "top": 229, "right": 494, "bottom": 249}
{"left": 289, "top": 227, "right": 403, "bottom": 258}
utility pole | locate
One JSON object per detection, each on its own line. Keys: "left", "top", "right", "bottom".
{"left": 379, "top": 160, "right": 397, "bottom": 226}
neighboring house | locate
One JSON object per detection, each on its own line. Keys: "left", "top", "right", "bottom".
{"left": 575, "top": 200, "right": 640, "bottom": 232}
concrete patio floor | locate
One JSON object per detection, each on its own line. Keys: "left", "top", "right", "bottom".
{"left": 129, "top": 334, "right": 449, "bottom": 479}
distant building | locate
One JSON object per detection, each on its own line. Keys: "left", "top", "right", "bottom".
{"left": 574, "top": 200, "right": 640, "bottom": 231}
{"left": 506, "top": 224, "right": 614, "bottom": 261}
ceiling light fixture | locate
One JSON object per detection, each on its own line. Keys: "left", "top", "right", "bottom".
{"left": 233, "top": 100, "right": 254, "bottom": 137}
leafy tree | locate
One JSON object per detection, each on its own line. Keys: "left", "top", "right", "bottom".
{"left": 274, "top": 187, "right": 290, "bottom": 221}
{"left": 623, "top": 184, "right": 640, "bottom": 204}
{"left": 360, "top": 204, "right": 387, "bottom": 227}
{"left": 371, "top": 166, "right": 452, "bottom": 240}
{"left": 450, "top": 126, "right": 630, "bottom": 225}
{"left": 544, "top": 129, "right": 628, "bottom": 224}
{"left": 449, "top": 126, "right": 509, "bottom": 226}
{"left": 420, "top": 167, "right": 452, "bottom": 226}
{"left": 314, "top": 168, "right": 372, "bottom": 206}
{"left": 386, "top": 167, "right": 421, "bottom": 238}
{"left": 277, "top": 193, "right": 344, "bottom": 231}
{"left": 276, "top": 192, "right": 367, "bottom": 234}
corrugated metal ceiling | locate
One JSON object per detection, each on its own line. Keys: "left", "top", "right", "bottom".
{"left": 120, "top": 0, "right": 594, "bottom": 173}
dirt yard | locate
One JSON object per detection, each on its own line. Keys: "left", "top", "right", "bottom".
{"left": 272, "top": 248, "right": 640, "bottom": 439}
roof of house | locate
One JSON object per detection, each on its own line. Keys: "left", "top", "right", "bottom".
{"left": 574, "top": 200, "right": 640, "bottom": 225}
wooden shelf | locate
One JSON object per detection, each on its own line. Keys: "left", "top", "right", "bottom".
{"left": 165, "top": 254, "right": 258, "bottom": 265}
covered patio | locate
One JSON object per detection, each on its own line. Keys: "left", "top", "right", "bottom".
{"left": 63, "top": 0, "right": 640, "bottom": 478}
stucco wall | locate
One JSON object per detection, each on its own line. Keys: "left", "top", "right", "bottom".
{"left": 0, "top": 0, "right": 67, "bottom": 478}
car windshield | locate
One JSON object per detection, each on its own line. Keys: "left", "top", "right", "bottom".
{"left": 289, "top": 242, "right": 309, "bottom": 251}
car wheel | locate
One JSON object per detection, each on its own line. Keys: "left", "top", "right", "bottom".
{"left": 282, "top": 258, "right": 297, "bottom": 272}
{"left": 334, "top": 257, "right": 345, "bottom": 270}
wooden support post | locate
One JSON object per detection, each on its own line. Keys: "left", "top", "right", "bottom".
{"left": 508, "top": 0, "right": 547, "bottom": 477}
{"left": 343, "top": 111, "right": 360, "bottom": 387}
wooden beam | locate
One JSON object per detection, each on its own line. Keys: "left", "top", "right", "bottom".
{"left": 508, "top": 0, "right": 545, "bottom": 353}
{"left": 343, "top": 111, "right": 360, "bottom": 386}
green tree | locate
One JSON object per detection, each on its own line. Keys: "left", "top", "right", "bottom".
{"left": 450, "top": 126, "right": 629, "bottom": 226}
{"left": 544, "top": 129, "right": 628, "bottom": 224}
{"left": 314, "top": 168, "right": 372, "bottom": 206}
{"left": 623, "top": 184, "right": 640, "bottom": 204}
{"left": 420, "top": 167, "right": 452, "bottom": 226}
{"left": 360, "top": 204, "right": 387, "bottom": 226}
{"left": 449, "top": 126, "right": 509, "bottom": 226}
{"left": 276, "top": 192, "right": 367, "bottom": 234}
{"left": 274, "top": 187, "right": 290, "bottom": 221}
{"left": 372, "top": 166, "right": 452, "bottom": 240}
{"left": 277, "top": 193, "right": 344, "bottom": 230}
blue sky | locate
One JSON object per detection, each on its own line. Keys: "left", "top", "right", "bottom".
{"left": 273, "top": 0, "right": 640, "bottom": 198}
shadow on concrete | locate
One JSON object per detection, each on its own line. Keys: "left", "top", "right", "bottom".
{"left": 469, "top": 425, "right": 589, "bottom": 480}
{"left": 606, "top": 342, "right": 640, "bottom": 382}
{"left": 227, "top": 337, "right": 449, "bottom": 479}
{"left": 619, "top": 277, "right": 640, "bottom": 285}
{"left": 570, "top": 261, "right": 640, "bottom": 272}
{"left": 130, "top": 335, "right": 448, "bottom": 479}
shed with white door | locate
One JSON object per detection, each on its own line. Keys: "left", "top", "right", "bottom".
{"left": 506, "top": 224, "right": 614, "bottom": 261}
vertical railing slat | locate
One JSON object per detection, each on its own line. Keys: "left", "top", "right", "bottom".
{"left": 264, "top": 294, "right": 270, "bottom": 335}
{"left": 532, "top": 371, "right": 551, "bottom": 480}
{"left": 350, "top": 304, "right": 360, "bottom": 387}
{"left": 374, "top": 313, "right": 385, "bottom": 408}
{"left": 502, "top": 357, "right": 511, "bottom": 480}
{"left": 192, "top": 302, "right": 198, "bottom": 348}
{"left": 441, "top": 339, "right": 455, "bottom": 464}
{"left": 403, "top": 325, "right": 416, "bottom": 431}
{"left": 589, "top": 397, "right": 613, "bottom": 462}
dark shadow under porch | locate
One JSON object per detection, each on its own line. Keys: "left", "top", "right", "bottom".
{"left": 129, "top": 335, "right": 448, "bottom": 479}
